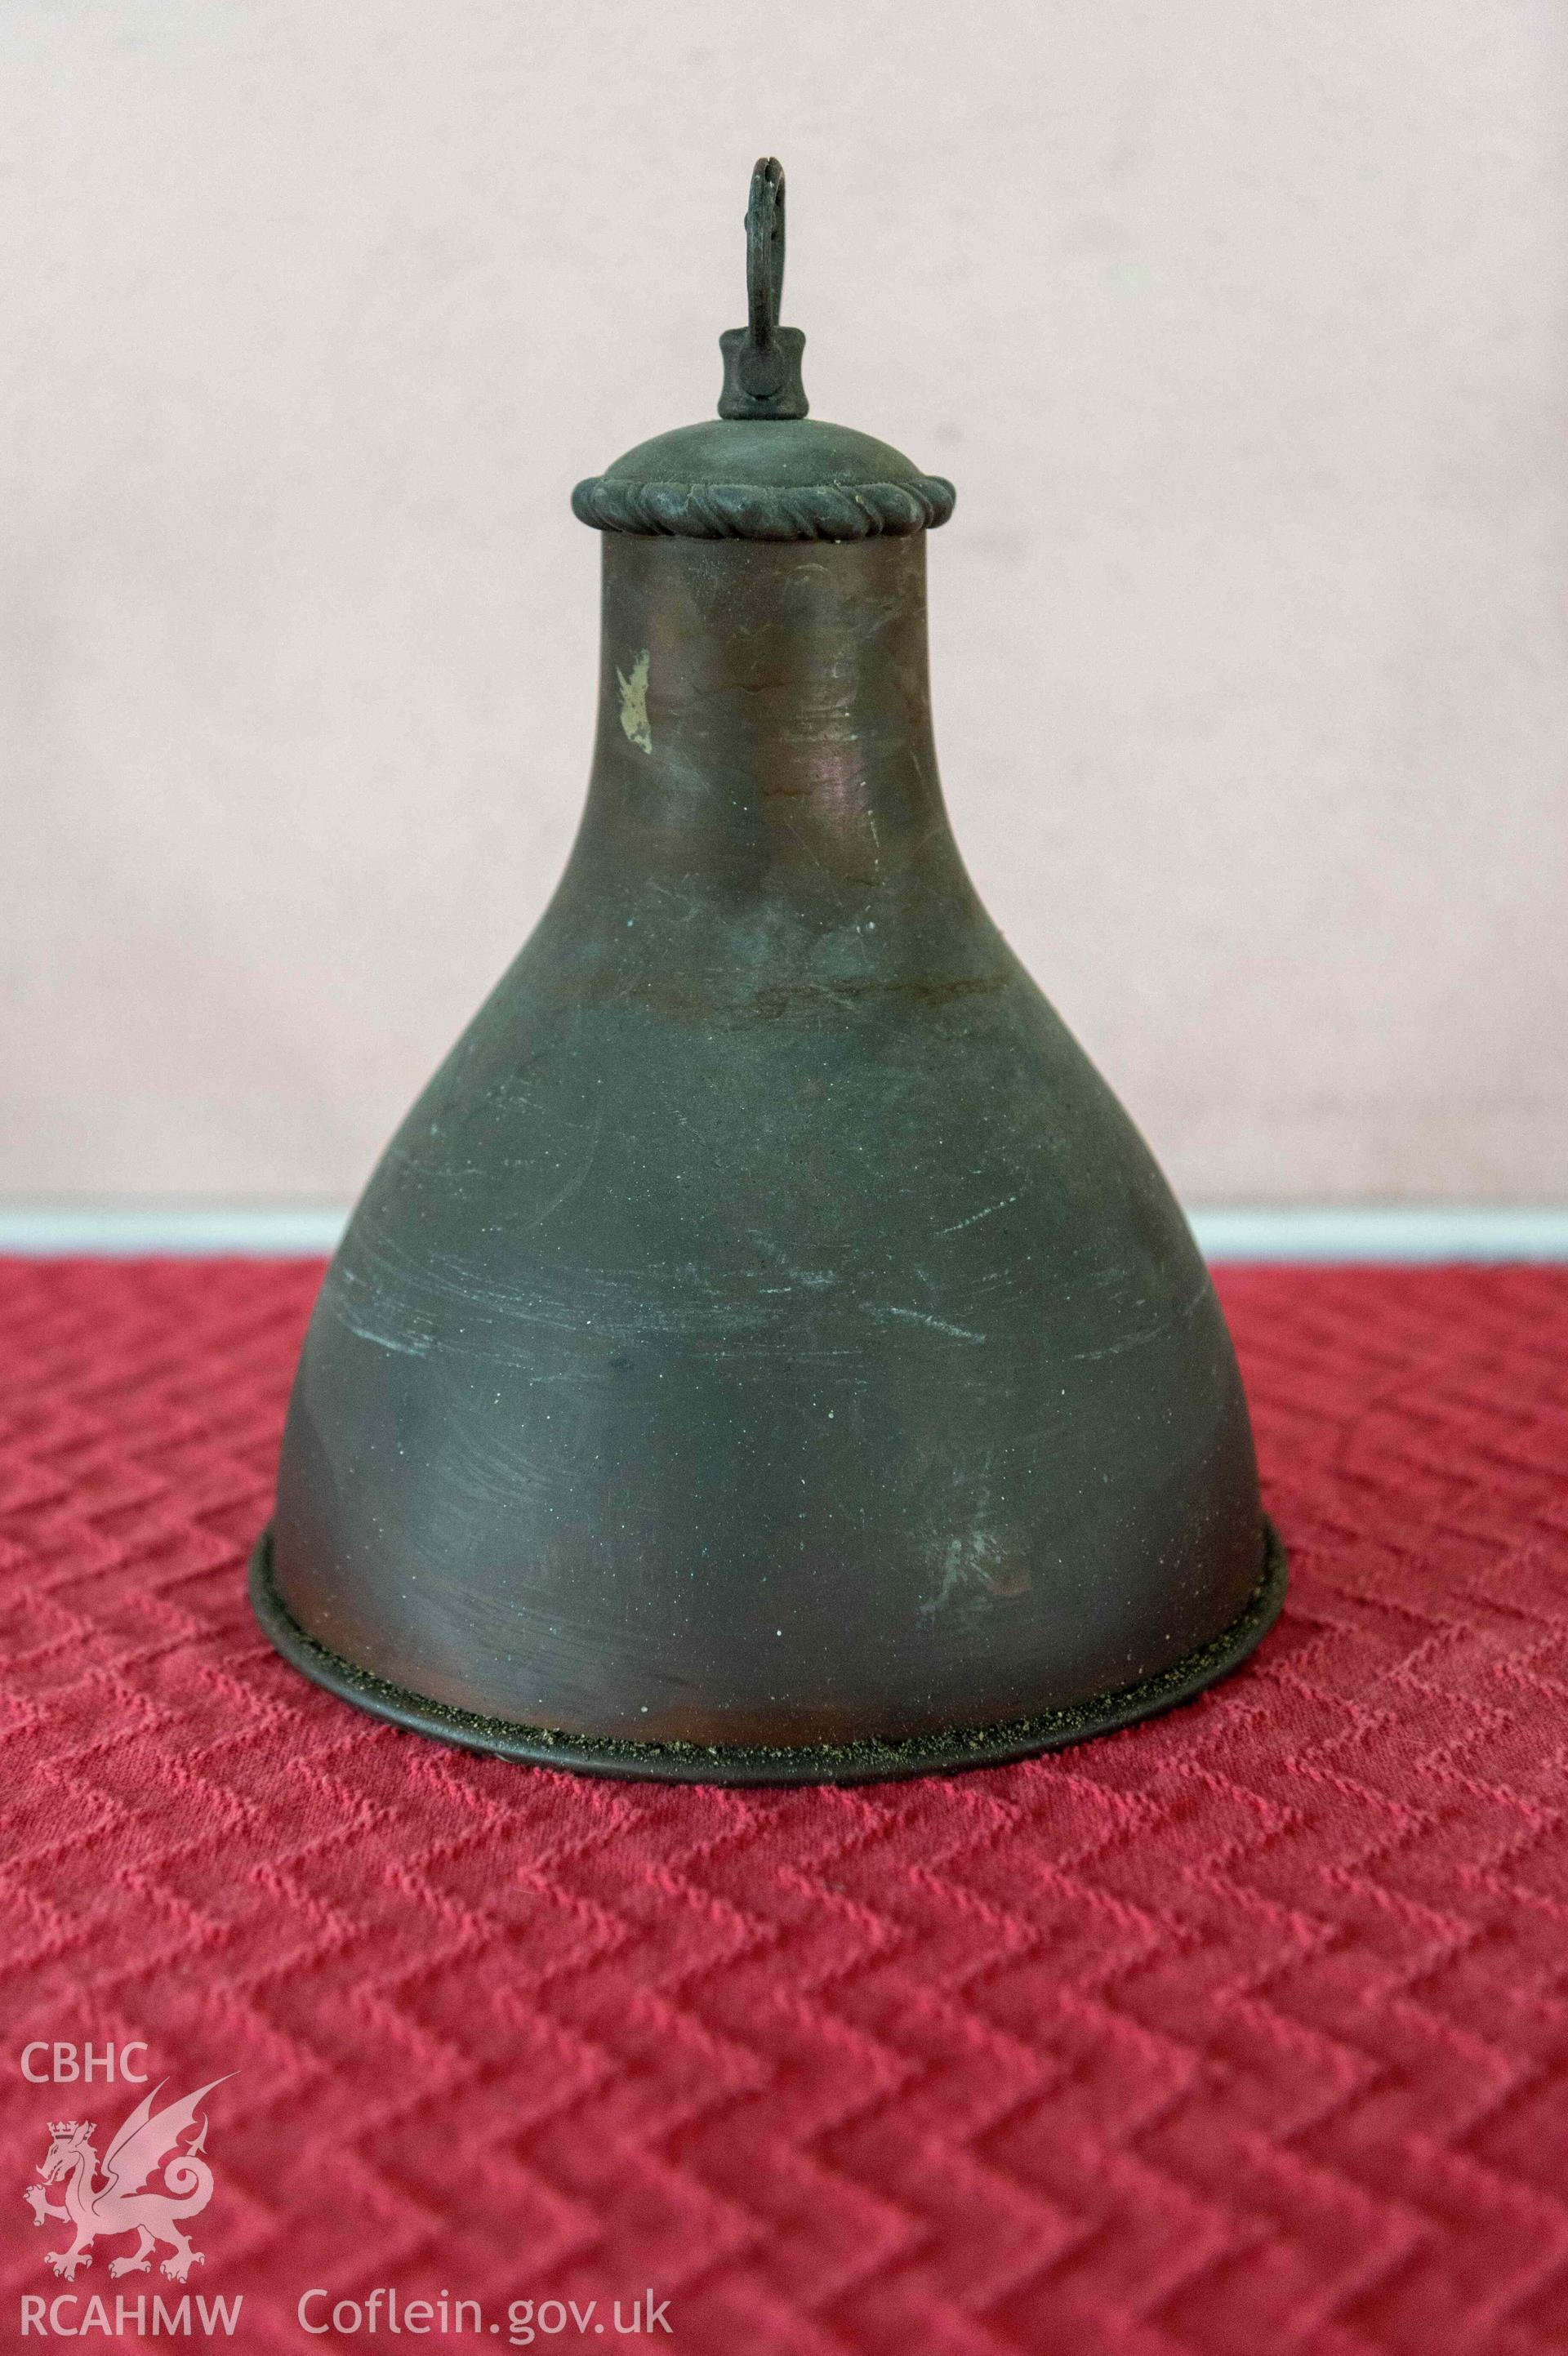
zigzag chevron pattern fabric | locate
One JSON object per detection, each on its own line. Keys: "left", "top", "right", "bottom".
{"left": 1, "top": 1259, "right": 1565, "bottom": 2352}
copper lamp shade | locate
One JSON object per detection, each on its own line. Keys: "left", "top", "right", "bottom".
{"left": 252, "top": 162, "right": 1284, "bottom": 1781}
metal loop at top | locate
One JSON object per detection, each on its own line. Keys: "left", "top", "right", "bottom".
{"left": 746, "top": 157, "right": 785, "bottom": 350}
{"left": 718, "top": 157, "right": 808, "bottom": 421}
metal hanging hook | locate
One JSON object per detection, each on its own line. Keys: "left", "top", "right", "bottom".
{"left": 746, "top": 158, "right": 786, "bottom": 350}
{"left": 719, "top": 155, "right": 808, "bottom": 421}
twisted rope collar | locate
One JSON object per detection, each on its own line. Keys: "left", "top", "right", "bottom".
{"left": 572, "top": 472, "right": 956, "bottom": 541}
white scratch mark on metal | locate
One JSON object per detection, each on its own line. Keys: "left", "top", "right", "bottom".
{"left": 616, "top": 648, "right": 653, "bottom": 753}
{"left": 340, "top": 1317, "right": 430, "bottom": 1357}
{"left": 528, "top": 1103, "right": 606, "bottom": 1233}
{"left": 937, "top": 1192, "right": 1021, "bottom": 1238}
{"left": 860, "top": 1303, "right": 986, "bottom": 1344}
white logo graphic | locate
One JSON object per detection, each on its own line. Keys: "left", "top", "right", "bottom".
{"left": 23, "top": 2078, "right": 229, "bottom": 2283}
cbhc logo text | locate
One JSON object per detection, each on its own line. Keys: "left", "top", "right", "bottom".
{"left": 20, "top": 2047, "right": 149, "bottom": 2084}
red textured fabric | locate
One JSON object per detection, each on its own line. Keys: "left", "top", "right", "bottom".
{"left": 2, "top": 1258, "right": 1566, "bottom": 2354}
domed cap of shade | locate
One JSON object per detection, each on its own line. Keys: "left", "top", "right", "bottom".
{"left": 571, "top": 158, "right": 956, "bottom": 543}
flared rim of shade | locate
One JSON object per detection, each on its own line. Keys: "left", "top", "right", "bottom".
{"left": 249, "top": 1521, "right": 1287, "bottom": 1788}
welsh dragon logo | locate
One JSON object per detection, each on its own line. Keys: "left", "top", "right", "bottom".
{"left": 24, "top": 2078, "right": 229, "bottom": 2283}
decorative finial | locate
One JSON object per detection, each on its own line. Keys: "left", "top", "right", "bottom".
{"left": 718, "top": 158, "right": 808, "bottom": 421}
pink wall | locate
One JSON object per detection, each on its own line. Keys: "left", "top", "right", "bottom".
{"left": 5, "top": 1, "right": 1565, "bottom": 1206}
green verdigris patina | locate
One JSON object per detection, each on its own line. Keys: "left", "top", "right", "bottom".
{"left": 252, "top": 160, "right": 1283, "bottom": 1781}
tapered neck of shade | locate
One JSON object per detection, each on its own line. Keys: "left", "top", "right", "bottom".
{"left": 575, "top": 532, "right": 953, "bottom": 893}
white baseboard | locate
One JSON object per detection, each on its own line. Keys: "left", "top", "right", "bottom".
{"left": 1187, "top": 1206, "right": 1568, "bottom": 1262}
{"left": 0, "top": 1207, "right": 350, "bottom": 1256}
{"left": 1, "top": 1204, "right": 1566, "bottom": 1263}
